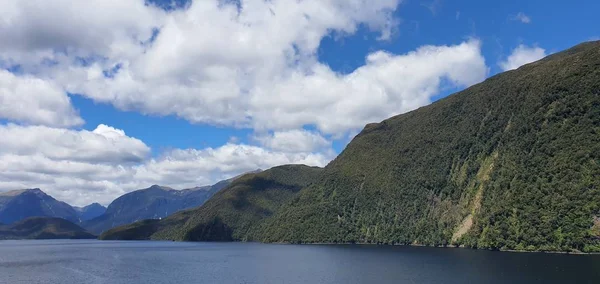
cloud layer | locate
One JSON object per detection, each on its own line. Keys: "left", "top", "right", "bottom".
{"left": 0, "top": 0, "right": 490, "bottom": 205}
{"left": 0, "top": 124, "right": 333, "bottom": 206}
{"left": 0, "top": 0, "right": 487, "bottom": 135}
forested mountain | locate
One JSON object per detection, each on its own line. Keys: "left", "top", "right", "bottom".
{"left": 0, "top": 189, "right": 80, "bottom": 224}
{"left": 257, "top": 41, "right": 600, "bottom": 252}
{"left": 0, "top": 217, "right": 96, "bottom": 240}
{"left": 104, "top": 41, "right": 600, "bottom": 253}
{"left": 100, "top": 165, "right": 323, "bottom": 241}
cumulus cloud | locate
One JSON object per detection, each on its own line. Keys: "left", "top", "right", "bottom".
{"left": 0, "top": 70, "right": 83, "bottom": 127}
{"left": 0, "top": 124, "right": 149, "bottom": 164}
{"left": 254, "top": 130, "right": 331, "bottom": 153}
{"left": 511, "top": 12, "right": 531, "bottom": 24}
{"left": 0, "top": 0, "right": 492, "bottom": 206}
{"left": 499, "top": 44, "right": 547, "bottom": 71}
{"left": 0, "top": 124, "right": 333, "bottom": 206}
{"left": 0, "top": 0, "right": 487, "bottom": 137}
{"left": 0, "top": 0, "right": 162, "bottom": 66}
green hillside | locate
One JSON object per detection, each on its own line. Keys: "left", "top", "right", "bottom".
{"left": 100, "top": 165, "right": 323, "bottom": 241}
{"left": 0, "top": 217, "right": 96, "bottom": 240}
{"left": 258, "top": 41, "right": 600, "bottom": 253}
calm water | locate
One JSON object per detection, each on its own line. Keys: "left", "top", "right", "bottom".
{"left": 1, "top": 240, "right": 599, "bottom": 284}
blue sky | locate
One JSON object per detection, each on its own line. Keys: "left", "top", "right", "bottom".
{"left": 73, "top": 0, "right": 599, "bottom": 154}
{"left": 0, "top": 0, "right": 598, "bottom": 205}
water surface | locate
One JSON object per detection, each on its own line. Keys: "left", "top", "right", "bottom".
{"left": 0, "top": 240, "right": 599, "bottom": 283}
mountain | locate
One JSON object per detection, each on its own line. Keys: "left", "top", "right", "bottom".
{"left": 102, "top": 41, "right": 600, "bottom": 252}
{"left": 74, "top": 203, "right": 106, "bottom": 221}
{"left": 0, "top": 189, "right": 80, "bottom": 224}
{"left": 255, "top": 41, "right": 600, "bottom": 252}
{"left": 84, "top": 175, "right": 252, "bottom": 234}
{"left": 100, "top": 165, "right": 323, "bottom": 241}
{"left": 0, "top": 217, "right": 95, "bottom": 240}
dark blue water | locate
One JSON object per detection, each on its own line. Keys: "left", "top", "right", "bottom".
{"left": 1, "top": 240, "right": 599, "bottom": 284}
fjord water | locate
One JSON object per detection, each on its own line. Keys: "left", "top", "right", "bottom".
{"left": 1, "top": 240, "right": 599, "bottom": 284}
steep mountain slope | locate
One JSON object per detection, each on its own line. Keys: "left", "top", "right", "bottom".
{"left": 100, "top": 165, "right": 323, "bottom": 241}
{"left": 257, "top": 41, "right": 600, "bottom": 252}
{"left": 74, "top": 203, "right": 107, "bottom": 221}
{"left": 0, "top": 189, "right": 80, "bottom": 224}
{"left": 84, "top": 177, "right": 241, "bottom": 234}
{"left": 0, "top": 217, "right": 96, "bottom": 240}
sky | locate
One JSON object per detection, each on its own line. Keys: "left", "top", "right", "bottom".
{"left": 0, "top": 0, "right": 598, "bottom": 206}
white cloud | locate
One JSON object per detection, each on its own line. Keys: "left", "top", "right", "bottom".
{"left": 0, "top": 124, "right": 149, "bottom": 164}
{"left": 0, "top": 0, "right": 487, "bottom": 137}
{"left": 254, "top": 130, "right": 331, "bottom": 153}
{"left": 499, "top": 44, "right": 547, "bottom": 71}
{"left": 0, "top": 124, "right": 333, "bottom": 206}
{"left": 0, "top": 0, "right": 162, "bottom": 66}
{"left": 0, "top": 0, "right": 492, "bottom": 206}
{"left": 511, "top": 12, "right": 531, "bottom": 24}
{"left": 137, "top": 144, "right": 332, "bottom": 186}
{"left": 0, "top": 70, "right": 83, "bottom": 127}
{"left": 248, "top": 40, "right": 487, "bottom": 134}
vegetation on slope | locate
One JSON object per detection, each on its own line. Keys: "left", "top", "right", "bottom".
{"left": 257, "top": 41, "right": 600, "bottom": 253}
{"left": 0, "top": 217, "right": 96, "bottom": 240}
{"left": 100, "top": 165, "right": 323, "bottom": 241}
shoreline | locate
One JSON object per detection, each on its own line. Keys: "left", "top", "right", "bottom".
{"left": 254, "top": 241, "right": 600, "bottom": 255}
{"left": 98, "top": 237, "right": 600, "bottom": 255}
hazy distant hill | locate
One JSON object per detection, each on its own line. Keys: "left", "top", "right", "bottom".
{"left": 74, "top": 203, "right": 107, "bottom": 221}
{"left": 103, "top": 41, "right": 600, "bottom": 253}
{"left": 0, "top": 189, "right": 80, "bottom": 224}
{"left": 100, "top": 165, "right": 322, "bottom": 241}
{"left": 85, "top": 172, "right": 259, "bottom": 234}
{"left": 0, "top": 217, "right": 95, "bottom": 240}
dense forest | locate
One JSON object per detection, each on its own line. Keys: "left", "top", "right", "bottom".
{"left": 103, "top": 41, "right": 600, "bottom": 253}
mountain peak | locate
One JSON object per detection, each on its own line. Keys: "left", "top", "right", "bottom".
{"left": 149, "top": 185, "right": 174, "bottom": 191}
{"left": 0, "top": 188, "right": 79, "bottom": 225}
{"left": 0, "top": 188, "right": 45, "bottom": 197}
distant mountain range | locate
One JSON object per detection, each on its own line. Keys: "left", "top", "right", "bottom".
{"left": 0, "top": 170, "right": 260, "bottom": 236}
{"left": 0, "top": 217, "right": 95, "bottom": 240}
{"left": 83, "top": 180, "right": 234, "bottom": 235}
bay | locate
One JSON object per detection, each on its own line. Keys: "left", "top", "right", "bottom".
{"left": 1, "top": 240, "right": 599, "bottom": 283}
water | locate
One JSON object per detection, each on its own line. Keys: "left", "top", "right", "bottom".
{"left": 1, "top": 240, "right": 599, "bottom": 284}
